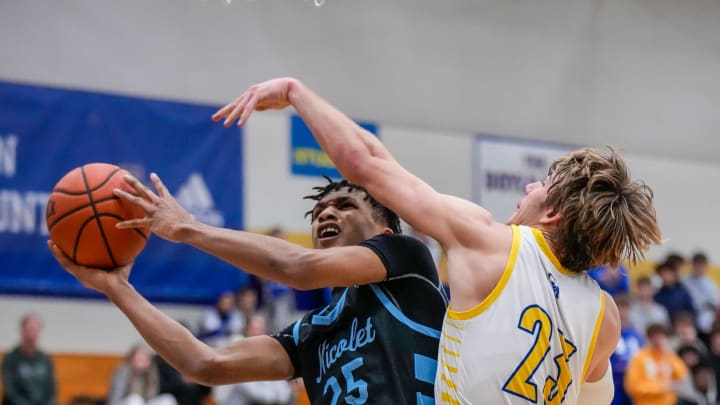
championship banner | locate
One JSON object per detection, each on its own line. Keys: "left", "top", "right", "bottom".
{"left": 473, "top": 135, "right": 576, "bottom": 223}
{"left": 290, "top": 114, "right": 378, "bottom": 179}
{"left": 0, "top": 81, "right": 245, "bottom": 304}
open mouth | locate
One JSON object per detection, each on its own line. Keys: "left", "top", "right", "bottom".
{"left": 318, "top": 224, "right": 341, "bottom": 240}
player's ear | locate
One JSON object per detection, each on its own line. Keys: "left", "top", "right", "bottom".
{"left": 539, "top": 209, "right": 561, "bottom": 226}
{"left": 382, "top": 227, "right": 393, "bottom": 235}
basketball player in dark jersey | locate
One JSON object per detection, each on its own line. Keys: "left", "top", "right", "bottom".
{"left": 49, "top": 175, "right": 447, "bottom": 404}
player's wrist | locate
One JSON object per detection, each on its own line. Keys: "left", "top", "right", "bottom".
{"left": 286, "top": 78, "right": 305, "bottom": 106}
{"left": 174, "top": 220, "right": 205, "bottom": 244}
{"left": 104, "top": 276, "right": 133, "bottom": 299}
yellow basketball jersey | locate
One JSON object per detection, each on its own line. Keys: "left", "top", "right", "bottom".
{"left": 435, "top": 225, "right": 606, "bottom": 404}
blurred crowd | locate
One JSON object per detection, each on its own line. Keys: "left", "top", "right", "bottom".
{"left": 2, "top": 228, "right": 718, "bottom": 405}
{"left": 596, "top": 252, "right": 720, "bottom": 405}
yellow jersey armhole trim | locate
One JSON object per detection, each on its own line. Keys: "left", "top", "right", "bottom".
{"left": 581, "top": 291, "right": 606, "bottom": 382}
{"left": 530, "top": 227, "right": 574, "bottom": 275}
{"left": 447, "top": 225, "right": 520, "bottom": 320}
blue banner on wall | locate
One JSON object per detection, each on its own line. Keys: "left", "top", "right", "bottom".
{"left": 0, "top": 81, "right": 245, "bottom": 304}
{"left": 290, "top": 114, "right": 378, "bottom": 179}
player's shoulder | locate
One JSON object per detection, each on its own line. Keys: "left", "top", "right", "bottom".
{"left": 361, "top": 233, "right": 439, "bottom": 280}
{"left": 361, "top": 233, "right": 434, "bottom": 258}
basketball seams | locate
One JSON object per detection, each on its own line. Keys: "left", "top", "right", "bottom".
{"left": 79, "top": 165, "right": 118, "bottom": 268}
{"left": 97, "top": 213, "right": 148, "bottom": 240}
{"left": 47, "top": 195, "right": 118, "bottom": 231}
{"left": 52, "top": 168, "right": 122, "bottom": 195}
{"left": 73, "top": 215, "right": 106, "bottom": 268}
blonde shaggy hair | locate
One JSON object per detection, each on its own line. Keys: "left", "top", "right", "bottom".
{"left": 544, "top": 147, "right": 661, "bottom": 272}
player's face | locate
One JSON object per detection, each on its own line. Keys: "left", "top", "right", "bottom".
{"left": 507, "top": 176, "right": 553, "bottom": 226}
{"left": 310, "top": 189, "right": 389, "bottom": 249}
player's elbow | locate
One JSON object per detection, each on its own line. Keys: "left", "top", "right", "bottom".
{"left": 186, "top": 351, "right": 239, "bottom": 386}
{"left": 181, "top": 351, "right": 222, "bottom": 386}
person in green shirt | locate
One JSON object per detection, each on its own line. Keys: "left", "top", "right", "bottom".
{"left": 2, "top": 313, "right": 56, "bottom": 405}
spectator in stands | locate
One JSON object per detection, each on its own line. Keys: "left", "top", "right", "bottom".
{"left": 630, "top": 275, "right": 671, "bottom": 336}
{"left": 691, "top": 361, "right": 718, "bottom": 405}
{"left": 666, "top": 253, "right": 688, "bottom": 272}
{"left": 611, "top": 294, "right": 644, "bottom": 405}
{"left": 706, "top": 327, "right": 720, "bottom": 391}
{"left": 197, "top": 291, "right": 244, "bottom": 347}
{"left": 655, "top": 261, "right": 696, "bottom": 320}
{"left": 625, "top": 323, "right": 690, "bottom": 405}
{"left": 107, "top": 344, "right": 176, "bottom": 405}
{"left": 235, "top": 286, "right": 261, "bottom": 328}
{"left": 683, "top": 252, "right": 719, "bottom": 343}
{"left": 671, "top": 312, "right": 709, "bottom": 355}
{"left": 589, "top": 263, "right": 630, "bottom": 297}
{"left": 676, "top": 345, "right": 711, "bottom": 405}
{"left": 218, "top": 314, "right": 292, "bottom": 405}
{"left": 1, "top": 313, "right": 56, "bottom": 405}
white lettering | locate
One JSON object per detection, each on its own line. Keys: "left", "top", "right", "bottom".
{"left": 0, "top": 190, "right": 51, "bottom": 235}
{"left": 0, "top": 135, "right": 18, "bottom": 178}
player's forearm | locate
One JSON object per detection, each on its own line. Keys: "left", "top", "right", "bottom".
{"left": 287, "top": 79, "right": 392, "bottom": 182}
{"left": 178, "top": 222, "right": 313, "bottom": 289}
{"left": 104, "top": 280, "right": 214, "bottom": 381}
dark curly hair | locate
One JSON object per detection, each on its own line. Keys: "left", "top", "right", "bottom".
{"left": 304, "top": 176, "right": 402, "bottom": 234}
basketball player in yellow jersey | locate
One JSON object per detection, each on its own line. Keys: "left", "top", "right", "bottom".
{"left": 214, "top": 78, "right": 662, "bottom": 404}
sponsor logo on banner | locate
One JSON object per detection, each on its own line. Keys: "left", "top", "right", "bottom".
{"left": 474, "top": 135, "right": 576, "bottom": 222}
{"left": 290, "top": 115, "right": 378, "bottom": 179}
{"left": 176, "top": 172, "right": 225, "bottom": 227}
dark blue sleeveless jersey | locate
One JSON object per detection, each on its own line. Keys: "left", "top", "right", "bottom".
{"left": 273, "top": 234, "right": 448, "bottom": 405}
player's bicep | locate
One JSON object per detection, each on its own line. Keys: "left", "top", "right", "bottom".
{"left": 585, "top": 293, "right": 621, "bottom": 383}
{"left": 296, "top": 246, "right": 387, "bottom": 289}
{"left": 201, "top": 336, "right": 294, "bottom": 385}
{"left": 356, "top": 156, "right": 494, "bottom": 246}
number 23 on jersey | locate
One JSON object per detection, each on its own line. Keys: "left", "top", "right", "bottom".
{"left": 502, "top": 305, "right": 577, "bottom": 404}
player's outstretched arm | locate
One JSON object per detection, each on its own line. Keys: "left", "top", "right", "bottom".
{"left": 114, "top": 173, "right": 389, "bottom": 289}
{"left": 214, "top": 78, "right": 496, "bottom": 249}
{"left": 47, "top": 242, "right": 294, "bottom": 385}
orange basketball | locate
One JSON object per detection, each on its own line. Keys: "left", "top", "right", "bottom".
{"left": 46, "top": 163, "right": 149, "bottom": 268}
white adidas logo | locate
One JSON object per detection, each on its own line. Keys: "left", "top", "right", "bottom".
{"left": 176, "top": 173, "right": 225, "bottom": 227}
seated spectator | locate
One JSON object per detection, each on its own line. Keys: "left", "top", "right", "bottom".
{"left": 197, "top": 291, "right": 244, "bottom": 347}
{"left": 1, "top": 313, "right": 56, "bottom": 405}
{"left": 655, "top": 261, "right": 696, "bottom": 321}
{"left": 630, "top": 275, "right": 671, "bottom": 336}
{"left": 683, "top": 252, "right": 719, "bottom": 343}
{"left": 219, "top": 314, "right": 292, "bottom": 405}
{"left": 625, "top": 323, "right": 691, "bottom": 405}
{"left": 671, "top": 312, "right": 709, "bottom": 355}
{"left": 706, "top": 327, "right": 720, "bottom": 401}
{"left": 678, "top": 345, "right": 705, "bottom": 370}
{"left": 107, "top": 344, "right": 177, "bottom": 405}
{"left": 589, "top": 263, "right": 630, "bottom": 297}
{"left": 611, "top": 294, "right": 644, "bottom": 405}
{"left": 236, "top": 286, "right": 260, "bottom": 327}
{"left": 679, "top": 361, "right": 718, "bottom": 405}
